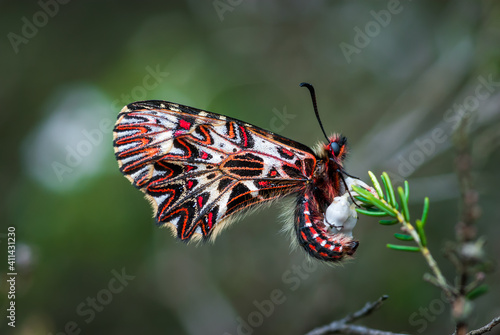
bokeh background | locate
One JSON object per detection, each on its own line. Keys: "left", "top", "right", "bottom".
{"left": 1, "top": 1, "right": 499, "bottom": 334}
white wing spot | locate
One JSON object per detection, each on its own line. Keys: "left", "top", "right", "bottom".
{"left": 169, "top": 216, "right": 180, "bottom": 228}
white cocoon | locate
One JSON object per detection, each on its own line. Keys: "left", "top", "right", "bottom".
{"left": 323, "top": 177, "right": 376, "bottom": 237}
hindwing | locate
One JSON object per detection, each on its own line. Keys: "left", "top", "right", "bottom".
{"left": 113, "top": 100, "right": 317, "bottom": 241}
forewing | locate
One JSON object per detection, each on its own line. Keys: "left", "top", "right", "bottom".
{"left": 113, "top": 100, "right": 317, "bottom": 241}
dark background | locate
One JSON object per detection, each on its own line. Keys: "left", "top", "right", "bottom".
{"left": 1, "top": 1, "right": 499, "bottom": 334}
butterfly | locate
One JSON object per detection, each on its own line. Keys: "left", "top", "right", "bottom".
{"left": 113, "top": 83, "right": 365, "bottom": 262}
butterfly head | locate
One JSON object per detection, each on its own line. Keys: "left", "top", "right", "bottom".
{"left": 325, "top": 134, "right": 348, "bottom": 167}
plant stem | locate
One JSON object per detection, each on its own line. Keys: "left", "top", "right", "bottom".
{"left": 395, "top": 210, "right": 455, "bottom": 299}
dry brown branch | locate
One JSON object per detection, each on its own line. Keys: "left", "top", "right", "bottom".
{"left": 304, "top": 296, "right": 409, "bottom": 335}
{"left": 451, "top": 316, "right": 500, "bottom": 335}
{"left": 466, "top": 316, "right": 500, "bottom": 335}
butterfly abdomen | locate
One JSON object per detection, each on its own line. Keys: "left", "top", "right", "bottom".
{"left": 295, "top": 192, "right": 359, "bottom": 262}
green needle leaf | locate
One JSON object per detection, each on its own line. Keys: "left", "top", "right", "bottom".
{"left": 368, "top": 171, "right": 384, "bottom": 199}
{"left": 353, "top": 185, "right": 396, "bottom": 217}
{"left": 380, "top": 174, "right": 390, "bottom": 202}
{"left": 356, "top": 208, "right": 387, "bottom": 217}
{"left": 379, "top": 219, "right": 400, "bottom": 225}
{"left": 404, "top": 180, "right": 409, "bottom": 201}
{"left": 421, "top": 197, "right": 429, "bottom": 226}
{"left": 394, "top": 233, "right": 414, "bottom": 241}
{"left": 371, "top": 198, "right": 397, "bottom": 217}
{"left": 354, "top": 195, "right": 372, "bottom": 204}
{"left": 466, "top": 284, "right": 488, "bottom": 300}
{"left": 381, "top": 172, "right": 396, "bottom": 207}
{"left": 416, "top": 219, "right": 427, "bottom": 247}
{"left": 398, "top": 187, "right": 410, "bottom": 222}
{"left": 352, "top": 184, "right": 378, "bottom": 198}
{"left": 386, "top": 244, "right": 420, "bottom": 252}
{"left": 352, "top": 185, "right": 376, "bottom": 200}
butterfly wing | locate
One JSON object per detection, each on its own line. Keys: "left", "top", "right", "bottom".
{"left": 113, "top": 100, "right": 317, "bottom": 241}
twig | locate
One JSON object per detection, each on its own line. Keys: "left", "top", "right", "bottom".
{"left": 422, "top": 272, "right": 456, "bottom": 295}
{"left": 400, "top": 218, "right": 454, "bottom": 300}
{"left": 306, "top": 324, "right": 408, "bottom": 335}
{"left": 466, "top": 316, "right": 500, "bottom": 335}
{"left": 344, "top": 295, "right": 388, "bottom": 324}
{"left": 304, "top": 296, "right": 409, "bottom": 335}
{"left": 451, "top": 316, "right": 500, "bottom": 335}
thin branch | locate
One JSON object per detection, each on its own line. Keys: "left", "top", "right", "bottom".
{"left": 466, "top": 316, "right": 500, "bottom": 335}
{"left": 306, "top": 324, "right": 408, "bottom": 335}
{"left": 305, "top": 296, "right": 408, "bottom": 335}
{"left": 451, "top": 316, "right": 500, "bottom": 335}
{"left": 345, "top": 296, "right": 388, "bottom": 323}
{"left": 422, "top": 272, "right": 456, "bottom": 294}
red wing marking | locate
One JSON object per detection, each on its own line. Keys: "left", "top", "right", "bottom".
{"left": 179, "top": 119, "right": 191, "bottom": 129}
{"left": 207, "top": 212, "right": 214, "bottom": 229}
{"left": 239, "top": 125, "right": 248, "bottom": 147}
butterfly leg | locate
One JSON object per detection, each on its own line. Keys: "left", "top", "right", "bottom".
{"left": 295, "top": 192, "right": 359, "bottom": 262}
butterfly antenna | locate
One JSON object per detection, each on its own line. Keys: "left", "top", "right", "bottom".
{"left": 300, "top": 82, "right": 329, "bottom": 142}
{"left": 341, "top": 170, "right": 360, "bottom": 180}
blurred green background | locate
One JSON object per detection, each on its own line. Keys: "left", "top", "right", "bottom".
{"left": 1, "top": 1, "right": 499, "bottom": 334}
